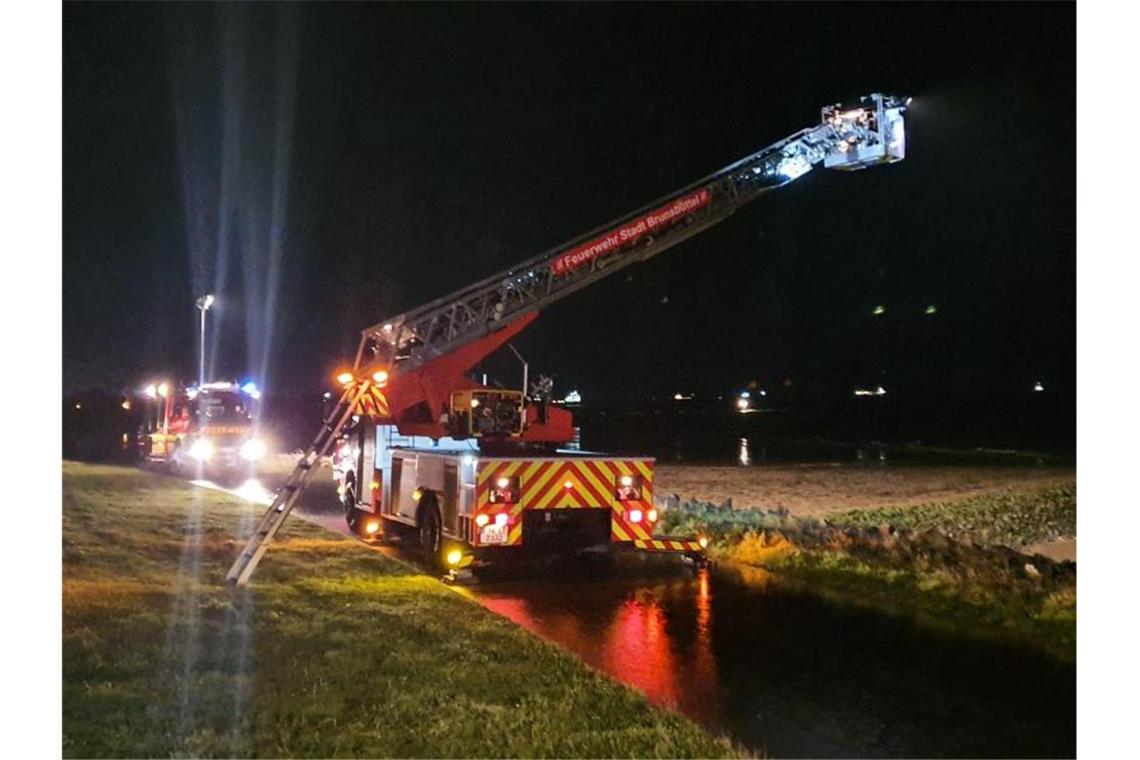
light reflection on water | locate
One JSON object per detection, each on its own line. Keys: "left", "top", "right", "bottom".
{"left": 476, "top": 567, "right": 723, "bottom": 725}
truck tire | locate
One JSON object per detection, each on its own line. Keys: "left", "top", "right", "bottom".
{"left": 168, "top": 442, "right": 185, "bottom": 477}
{"left": 343, "top": 478, "right": 361, "bottom": 533}
{"left": 417, "top": 497, "right": 443, "bottom": 565}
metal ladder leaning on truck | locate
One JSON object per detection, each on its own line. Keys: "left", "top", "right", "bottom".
{"left": 227, "top": 92, "right": 910, "bottom": 586}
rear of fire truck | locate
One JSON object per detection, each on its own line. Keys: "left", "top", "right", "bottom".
{"left": 333, "top": 419, "right": 706, "bottom": 570}
{"left": 467, "top": 455, "right": 706, "bottom": 563}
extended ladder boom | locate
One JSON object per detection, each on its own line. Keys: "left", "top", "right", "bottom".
{"left": 359, "top": 93, "right": 907, "bottom": 372}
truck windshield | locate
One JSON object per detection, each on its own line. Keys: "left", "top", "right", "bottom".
{"left": 196, "top": 392, "right": 251, "bottom": 424}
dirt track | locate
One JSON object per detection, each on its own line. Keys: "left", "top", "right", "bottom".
{"left": 654, "top": 463, "right": 1076, "bottom": 517}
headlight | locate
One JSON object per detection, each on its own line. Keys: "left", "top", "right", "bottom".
{"left": 240, "top": 438, "right": 266, "bottom": 461}
{"left": 189, "top": 438, "right": 214, "bottom": 461}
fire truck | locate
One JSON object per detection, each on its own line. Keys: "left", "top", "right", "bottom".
{"left": 141, "top": 381, "right": 267, "bottom": 475}
{"left": 227, "top": 93, "right": 909, "bottom": 585}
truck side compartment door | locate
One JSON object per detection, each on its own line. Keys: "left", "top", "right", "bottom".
{"left": 395, "top": 455, "right": 419, "bottom": 520}
{"left": 442, "top": 463, "right": 458, "bottom": 534}
{"left": 355, "top": 422, "right": 376, "bottom": 509}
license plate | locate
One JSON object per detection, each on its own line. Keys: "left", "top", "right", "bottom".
{"left": 479, "top": 523, "right": 509, "bottom": 545}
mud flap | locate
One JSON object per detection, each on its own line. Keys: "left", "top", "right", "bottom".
{"left": 632, "top": 537, "right": 710, "bottom": 566}
{"left": 442, "top": 566, "right": 479, "bottom": 586}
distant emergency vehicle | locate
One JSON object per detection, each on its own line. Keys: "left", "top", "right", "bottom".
{"left": 141, "top": 381, "right": 266, "bottom": 474}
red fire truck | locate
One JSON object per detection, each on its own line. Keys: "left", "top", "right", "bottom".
{"left": 141, "top": 381, "right": 267, "bottom": 475}
{"left": 331, "top": 416, "right": 685, "bottom": 568}
{"left": 227, "top": 93, "right": 908, "bottom": 585}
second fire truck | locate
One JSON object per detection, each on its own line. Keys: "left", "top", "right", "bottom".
{"left": 141, "top": 381, "right": 267, "bottom": 476}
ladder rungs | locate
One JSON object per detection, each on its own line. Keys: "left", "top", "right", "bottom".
{"left": 227, "top": 382, "right": 370, "bottom": 586}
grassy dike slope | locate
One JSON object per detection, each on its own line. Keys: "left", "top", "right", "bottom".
{"left": 63, "top": 463, "right": 734, "bottom": 758}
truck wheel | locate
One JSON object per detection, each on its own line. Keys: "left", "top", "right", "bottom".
{"left": 417, "top": 499, "right": 443, "bottom": 565}
{"left": 167, "top": 443, "right": 184, "bottom": 477}
{"left": 343, "top": 482, "right": 361, "bottom": 533}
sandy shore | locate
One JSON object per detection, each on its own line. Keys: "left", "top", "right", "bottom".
{"left": 654, "top": 463, "right": 1075, "bottom": 517}
{"left": 1022, "top": 538, "right": 1077, "bottom": 562}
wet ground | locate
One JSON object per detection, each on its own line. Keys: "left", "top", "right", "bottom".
{"left": 204, "top": 471, "right": 1075, "bottom": 758}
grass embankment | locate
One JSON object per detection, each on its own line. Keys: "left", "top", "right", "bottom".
{"left": 659, "top": 485, "right": 1076, "bottom": 661}
{"left": 830, "top": 486, "right": 1076, "bottom": 547}
{"left": 63, "top": 463, "right": 735, "bottom": 758}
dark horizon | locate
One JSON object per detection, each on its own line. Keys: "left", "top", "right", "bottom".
{"left": 64, "top": 3, "right": 1075, "bottom": 435}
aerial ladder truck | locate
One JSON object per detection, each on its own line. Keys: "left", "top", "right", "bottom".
{"left": 227, "top": 93, "right": 909, "bottom": 586}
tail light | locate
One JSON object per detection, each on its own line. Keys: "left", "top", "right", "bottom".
{"left": 628, "top": 509, "right": 643, "bottom": 524}
{"left": 475, "top": 512, "right": 510, "bottom": 529}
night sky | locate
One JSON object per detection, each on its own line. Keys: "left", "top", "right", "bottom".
{"left": 63, "top": 3, "right": 1074, "bottom": 409}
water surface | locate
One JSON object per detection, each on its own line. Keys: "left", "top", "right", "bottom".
{"left": 473, "top": 560, "right": 1074, "bottom": 758}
